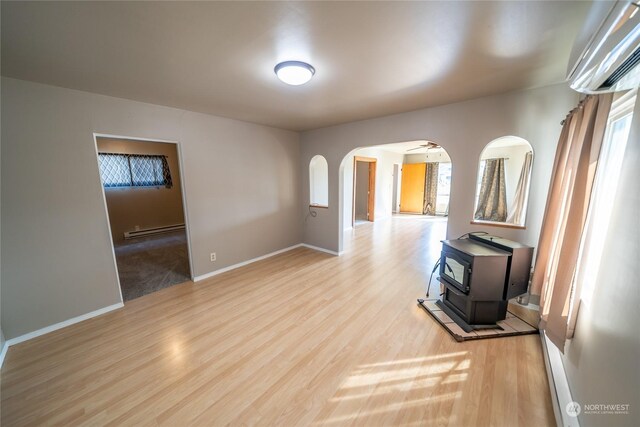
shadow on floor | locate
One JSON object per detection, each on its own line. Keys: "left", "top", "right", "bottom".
{"left": 114, "top": 230, "right": 191, "bottom": 301}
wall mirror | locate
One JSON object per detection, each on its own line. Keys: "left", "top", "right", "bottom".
{"left": 473, "top": 136, "right": 533, "bottom": 227}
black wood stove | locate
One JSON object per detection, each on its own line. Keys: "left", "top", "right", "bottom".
{"left": 437, "top": 234, "right": 533, "bottom": 329}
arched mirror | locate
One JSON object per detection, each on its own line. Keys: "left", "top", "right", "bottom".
{"left": 473, "top": 136, "right": 533, "bottom": 227}
{"left": 309, "top": 155, "right": 329, "bottom": 207}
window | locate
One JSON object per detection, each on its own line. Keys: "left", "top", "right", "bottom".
{"left": 569, "top": 90, "right": 636, "bottom": 332}
{"left": 473, "top": 136, "right": 533, "bottom": 226}
{"left": 309, "top": 155, "right": 328, "bottom": 207}
{"left": 98, "top": 153, "right": 173, "bottom": 188}
{"left": 435, "top": 162, "right": 452, "bottom": 215}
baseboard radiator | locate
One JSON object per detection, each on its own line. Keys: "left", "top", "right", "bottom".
{"left": 123, "top": 224, "right": 185, "bottom": 240}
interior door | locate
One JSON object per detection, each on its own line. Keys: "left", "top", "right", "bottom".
{"left": 353, "top": 156, "right": 377, "bottom": 225}
{"left": 367, "top": 161, "right": 376, "bottom": 221}
{"left": 400, "top": 163, "right": 426, "bottom": 213}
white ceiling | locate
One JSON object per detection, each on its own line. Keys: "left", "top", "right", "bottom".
{"left": 1, "top": 1, "right": 592, "bottom": 131}
{"left": 378, "top": 135, "right": 527, "bottom": 155}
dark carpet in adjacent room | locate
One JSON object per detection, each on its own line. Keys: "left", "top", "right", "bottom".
{"left": 114, "top": 230, "right": 191, "bottom": 301}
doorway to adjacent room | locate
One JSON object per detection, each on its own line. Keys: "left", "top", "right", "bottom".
{"left": 399, "top": 142, "right": 452, "bottom": 217}
{"left": 94, "top": 135, "right": 192, "bottom": 301}
{"left": 339, "top": 140, "right": 453, "bottom": 246}
{"left": 352, "top": 156, "right": 377, "bottom": 227}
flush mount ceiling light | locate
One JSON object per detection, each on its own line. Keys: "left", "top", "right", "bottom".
{"left": 274, "top": 61, "right": 315, "bottom": 86}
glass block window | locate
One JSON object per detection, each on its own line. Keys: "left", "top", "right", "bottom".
{"left": 98, "top": 153, "right": 173, "bottom": 188}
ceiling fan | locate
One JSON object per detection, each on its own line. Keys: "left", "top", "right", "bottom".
{"left": 407, "top": 141, "right": 440, "bottom": 152}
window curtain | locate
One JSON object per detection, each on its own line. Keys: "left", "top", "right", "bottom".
{"left": 474, "top": 158, "right": 507, "bottom": 222}
{"left": 423, "top": 162, "right": 439, "bottom": 215}
{"left": 530, "top": 93, "right": 613, "bottom": 352}
{"left": 160, "top": 156, "right": 173, "bottom": 188}
{"left": 506, "top": 151, "right": 533, "bottom": 224}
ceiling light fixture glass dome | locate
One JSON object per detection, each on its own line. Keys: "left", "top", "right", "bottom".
{"left": 274, "top": 61, "right": 315, "bottom": 86}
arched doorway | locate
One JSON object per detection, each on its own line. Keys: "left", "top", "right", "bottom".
{"left": 338, "top": 140, "right": 453, "bottom": 253}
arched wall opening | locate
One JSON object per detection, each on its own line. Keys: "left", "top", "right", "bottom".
{"left": 300, "top": 83, "right": 577, "bottom": 256}
{"left": 309, "top": 155, "right": 329, "bottom": 207}
{"left": 338, "top": 140, "right": 454, "bottom": 252}
{"left": 473, "top": 135, "right": 534, "bottom": 227}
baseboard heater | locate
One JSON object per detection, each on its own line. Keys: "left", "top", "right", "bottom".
{"left": 123, "top": 224, "right": 185, "bottom": 240}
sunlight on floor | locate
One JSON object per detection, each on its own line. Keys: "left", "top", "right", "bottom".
{"left": 318, "top": 393, "right": 463, "bottom": 425}
{"left": 316, "top": 351, "right": 471, "bottom": 425}
{"left": 340, "top": 361, "right": 462, "bottom": 389}
{"left": 357, "top": 352, "right": 468, "bottom": 368}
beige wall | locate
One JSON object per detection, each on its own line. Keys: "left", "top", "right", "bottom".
{"left": 1, "top": 77, "right": 301, "bottom": 339}
{"left": 300, "top": 83, "right": 578, "bottom": 253}
{"left": 97, "top": 138, "right": 185, "bottom": 245}
{"left": 561, "top": 95, "right": 640, "bottom": 427}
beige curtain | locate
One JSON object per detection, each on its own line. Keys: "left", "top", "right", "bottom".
{"left": 530, "top": 94, "right": 612, "bottom": 351}
{"left": 474, "top": 158, "right": 507, "bottom": 222}
{"left": 423, "top": 162, "right": 439, "bottom": 215}
{"left": 506, "top": 151, "right": 533, "bottom": 224}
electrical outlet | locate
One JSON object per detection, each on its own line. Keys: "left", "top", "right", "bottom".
{"left": 210, "top": 252, "right": 216, "bottom": 262}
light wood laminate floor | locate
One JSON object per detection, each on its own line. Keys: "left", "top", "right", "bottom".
{"left": 1, "top": 216, "right": 554, "bottom": 426}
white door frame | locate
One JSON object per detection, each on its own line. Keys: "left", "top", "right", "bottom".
{"left": 92, "top": 133, "right": 195, "bottom": 303}
{"left": 392, "top": 163, "right": 401, "bottom": 213}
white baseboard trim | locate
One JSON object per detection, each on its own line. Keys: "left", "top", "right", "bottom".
{"left": 1, "top": 242, "right": 343, "bottom": 367}
{"left": 5, "top": 303, "right": 124, "bottom": 348}
{"left": 1, "top": 302, "right": 124, "bottom": 369}
{"left": 0, "top": 341, "right": 8, "bottom": 369}
{"left": 194, "top": 242, "right": 342, "bottom": 282}
{"left": 194, "top": 244, "right": 303, "bottom": 282}
{"left": 540, "top": 331, "right": 579, "bottom": 427}
{"left": 300, "top": 243, "right": 341, "bottom": 256}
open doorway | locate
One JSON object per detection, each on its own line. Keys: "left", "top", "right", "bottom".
{"left": 95, "top": 135, "right": 192, "bottom": 301}
{"left": 399, "top": 141, "right": 452, "bottom": 217}
{"left": 339, "top": 141, "right": 451, "bottom": 256}
{"left": 352, "top": 156, "right": 377, "bottom": 226}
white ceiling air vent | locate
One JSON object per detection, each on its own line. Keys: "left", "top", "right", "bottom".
{"left": 568, "top": 1, "right": 640, "bottom": 93}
